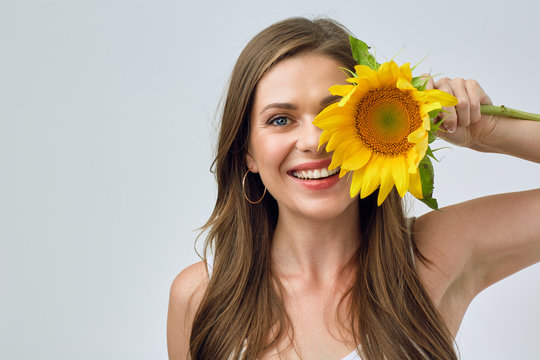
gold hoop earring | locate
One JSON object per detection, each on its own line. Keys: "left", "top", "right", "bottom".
{"left": 242, "top": 170, "right": 267, "bottom": 204}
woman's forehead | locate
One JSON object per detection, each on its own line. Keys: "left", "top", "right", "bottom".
{"left": 252, "top": 53, "right": 347, "bottom": 109}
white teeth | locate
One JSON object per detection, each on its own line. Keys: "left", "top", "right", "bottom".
{"left": 292, "top": 167, "right": 340, "bottom": 180}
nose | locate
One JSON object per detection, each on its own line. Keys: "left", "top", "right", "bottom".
{"left": 296, "top": 118, "right": 325, "bottom": 154}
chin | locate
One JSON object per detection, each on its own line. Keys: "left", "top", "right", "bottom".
{"left": 280, "top": 196, "right": 359, "bottom": 222}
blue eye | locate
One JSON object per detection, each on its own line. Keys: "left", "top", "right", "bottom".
{"left": 269, "top": 116, "right": 290, "bottom": 127}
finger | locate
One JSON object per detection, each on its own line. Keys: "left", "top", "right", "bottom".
{"left": 449, "top": 78, "right": 470, "bottom": 130}
{"left": 434, "top": 78, "right": 457, "bottom": 133}
{"left": 465, "top": 80, "right": 481, "bottom": 123}
{"left": 465, "top": 80, "right": 492, "bottom": 123}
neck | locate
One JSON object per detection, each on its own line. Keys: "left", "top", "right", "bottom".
{"left": 271, "top": 201, "right": 361, "bottom": 284}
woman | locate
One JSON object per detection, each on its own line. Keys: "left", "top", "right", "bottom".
{"left": 167, "top": 17, "right": 540, "bottom": 359}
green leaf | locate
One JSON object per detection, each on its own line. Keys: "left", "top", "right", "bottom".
{"left": 428, "top": 130, "right": 437, "bottom": 144}
{"left": 428, "top": 109, "right": 441, "bottom": 120}
{"left": 425, "top": 146, "right": 437, "bottom": 161}
{"left": 411, "top": 76, "right": 428, "bottom": 91}
{"left": 349, "top": 36, "right": 378, "bottom": 70}
{"left": 418, "top": 155, "right": 439, "bottom": 210}
{"left": 419, "top": 195, "right": 438, "bottom": 210}
{"left": 430, "top": 119, "right": 442, "bottom": 131}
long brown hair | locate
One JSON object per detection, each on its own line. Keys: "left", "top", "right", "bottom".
{"left": 190, "top": 17, "right": 457, "bottom": 359}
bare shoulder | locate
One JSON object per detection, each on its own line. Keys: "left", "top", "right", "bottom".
{"left": 170, "top": 261, "right": 209, "bottom": 304}
{"left": 167, "top": 261, "right": 209, "bottom": 360}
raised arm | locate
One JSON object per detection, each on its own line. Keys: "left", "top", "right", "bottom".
{"left": 431, "top": 77, "right": 540, "bottom": 163}
{"left": 413, "top": 77, "right": 540, "bottom": 331}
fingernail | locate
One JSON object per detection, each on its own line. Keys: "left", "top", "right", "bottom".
{"left": 448, "top": 126, "right": 456, "bottom": 133}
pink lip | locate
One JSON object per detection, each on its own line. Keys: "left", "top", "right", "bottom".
{"left": 287, "top": 158, "right": 340, "bottom": 191}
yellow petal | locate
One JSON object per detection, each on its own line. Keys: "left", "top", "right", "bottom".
{"left": 338, "top": 86, "right": 358, "bottom": 106}
{"left": 396, "top": 77, "right": 416, "bottom": 91}
{"left": 326, "top": 126, "right": 356, "bottom": 151}
{"left": 420, "top": 102, "right": 441, "bottom": 116}
{"left": 406, "top": 150, "right": 419, "bottom": 173}
{"left": 407, "top": 128, "right": 428, "bottom": 144}
{"left": 360, "top": 155, "right": 384, "bottom": 198}
{"left": 313, "top": 112, "right": 353, "bottom": 129}
{"left": 347, "top": 69, "right": 380, "bottom": 90}
{"left": 350, "top": 170, "right": 364, "bottom": 197}
{"left": 399, "top": 63, "right": 412, "bottom": 82}
{"left": 408, "top": 170, "right": 423, "bottom": 199}
{"left": 354, "top": 65, "right": 377, "bottom": 78}
{"left": 392, "top": 156, "right": 409, "bottom": 197}
{"left": 377, "top": 61, "right": 400, "bottom": 87}
{"left": 415, "top": 89, "right": 458, "bottom": 107}
{"left": 315, "top": 102, "right": 341, "bottom": 117}
{"left": 413, "top": 135, "right": 429, "bottom": 159}
{"left": 329, "top": 139, "right": 355, "bottom": 170}
{"left": 346, "top": 77, "right": 363, "bottom": 84}
{"left": 421, "top": 114, "right": 431, "bottom": 130}
{"left": 329, "top": 84, "right": 354, "bottom": 97}
{"left": 318, "top": 129, "right": 333, "bottom": 149}
{"left": 377, "top": 160, "right": 395, "bottom": 205}
{"left": 410, "top": 131, "right": 428, "bottom": 163}
{"left": 351, "top": 76, "right": 381, "bottom": 92}
{"left": 318, "top": 101, "right": 358, "bottom": 120}
{"left": 342, "top": 142, "right": 372, "bottom": 170}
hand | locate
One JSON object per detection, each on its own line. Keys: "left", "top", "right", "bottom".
{"left": 424, "top": 76, "right": 498, "bottom": 148}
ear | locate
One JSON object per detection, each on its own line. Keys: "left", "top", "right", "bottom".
{"left": 245, "top": 150, "right": 259, "bottom": 173}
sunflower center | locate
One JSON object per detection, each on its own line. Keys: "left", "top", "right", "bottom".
{"left": 354, "top": 87, "right": 422, "bottom": 156}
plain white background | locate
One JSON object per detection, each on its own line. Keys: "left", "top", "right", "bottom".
{"left": 1, "top": 0, "right": 539, "bottom": 359}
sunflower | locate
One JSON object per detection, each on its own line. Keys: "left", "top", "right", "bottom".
{"left": 313, "top": 60, "right": 458, "bottom": 205}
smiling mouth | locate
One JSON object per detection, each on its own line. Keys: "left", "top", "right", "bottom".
{"left": 291, "top": 167, "right": 340, "bottom": 180}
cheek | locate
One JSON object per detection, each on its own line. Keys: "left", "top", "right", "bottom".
{"left": 251, "top": 134, "right": 294, "bottom": 177}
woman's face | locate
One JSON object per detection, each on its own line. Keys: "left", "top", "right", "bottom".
{"left": 246, "top": 52, "right": 357, "bottom": 221}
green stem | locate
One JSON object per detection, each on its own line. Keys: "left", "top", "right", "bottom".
{"left": 480, "top": 105, "right": 540, "bottom": 122}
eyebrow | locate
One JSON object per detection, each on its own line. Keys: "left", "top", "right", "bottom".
{"left": 259, "top": 102, "right": 297, "bottom": 115}
{"left": 259, "top": 95, "right": 342, "bottom": 116}
{"left": 320, "top": 94, "right": 342, "bottom": 107}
